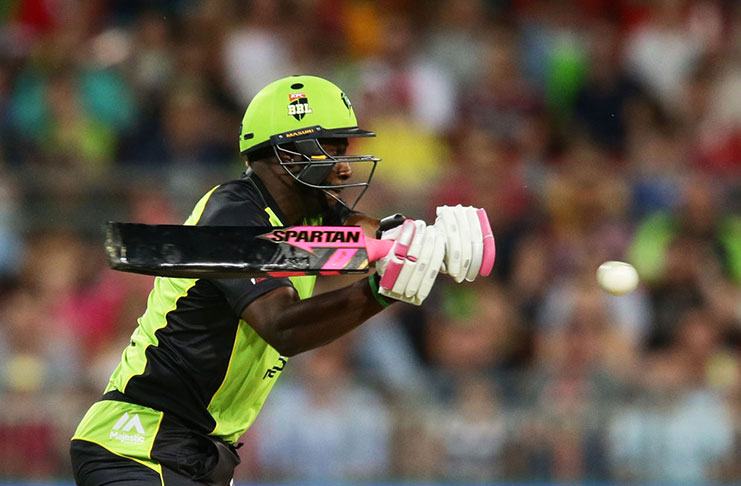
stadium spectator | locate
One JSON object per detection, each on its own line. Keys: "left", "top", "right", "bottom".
{"left": 629, "top": 174, "right": 741, "bottom": 347}
{"left": 624, "top": 0, "right": 705, "bottom": 115}
{"left": 608, "top": 308, "right": 735, "bottom": 483}
{"left": 573, "top": 21, "right": 644, "bottom": 155}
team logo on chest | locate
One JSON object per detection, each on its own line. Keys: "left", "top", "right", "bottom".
{"left": 288, "top": 93, "right": 312, "bottom": 120}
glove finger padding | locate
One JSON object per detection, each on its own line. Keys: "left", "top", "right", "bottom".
{"left": 436, "top": 206, "right": 463, "bottom": 280}
{"left": 374, "top": 221, "right": 405, "bottom": 277}
{"left": 414, "top": 225, "right": 446, "bottom": 302}
{"left": 465, "top": 208, "right": 484, "bottom": 281}
{"left": 455, "top": 206, "right": 473, "bottom": 282}
{"left": 404, "top": 225, "right": 440, "bottom": 298}
{"left": 477, "top": 208, "right": 496, "bottom": 277}
{"left": 390, "top": 220, "right": 426, "bottom": 295}
{"left": 436, "top": 205, "right": 474, "bottom": 283}
{"left": 378, "top": 219, "right": 416, "bottom": 291}
{"left": 435, "top": 205, "right": 494, "bottom": 283}
{"left": 377, "top": 219, "right": 443, "bottom": 306}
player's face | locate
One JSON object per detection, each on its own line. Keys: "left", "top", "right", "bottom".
{"left": 275, "top": 137, "right": 358, "bottom": 212}
{"left": 320, "top": 138, "right": 352, "bottom": 186}
{"left": 319, "top": 138, "right": 348, "bottom": 156}
{"left": 276, "top": 138, "right": 350, "bottom": 183}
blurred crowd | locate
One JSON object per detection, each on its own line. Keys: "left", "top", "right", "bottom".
{"left": 0, "top": 0, "right": 740, "bottom": 483}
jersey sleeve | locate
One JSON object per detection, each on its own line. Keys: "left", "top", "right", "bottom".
{"left": 195, "top": 181, "right": 294, "bottom": 316}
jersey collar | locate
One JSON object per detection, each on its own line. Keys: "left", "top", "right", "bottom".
{"left": 241, "top": 170, "right": 289, "bottom": 225}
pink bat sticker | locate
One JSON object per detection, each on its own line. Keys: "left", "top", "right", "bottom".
{"left": 262, "top": 226, "right": 394, "bottom": 267}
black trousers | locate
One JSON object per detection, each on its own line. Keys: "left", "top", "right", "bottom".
{"left": 70, "top": 439, "right": 237, "bottom": 486}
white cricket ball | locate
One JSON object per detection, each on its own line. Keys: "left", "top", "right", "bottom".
{"left": 596, "top": 261, "right": 639, "bottom": 295}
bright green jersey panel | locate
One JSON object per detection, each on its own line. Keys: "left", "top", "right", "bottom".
{"left": 105, "top": 275, "right": 199, "bottom": 394}
{"left": 72, "top": 400, "right": 164, "bottom": 472}
{"left": 105, "top": 186, "right": 216, "bottom": 395}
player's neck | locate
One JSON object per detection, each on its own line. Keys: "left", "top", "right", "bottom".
{"left": 271, "top": 188, "right": 307, "bottom": 225}
{"left": 251, "top": 165, "right": 313, "bottom": 225}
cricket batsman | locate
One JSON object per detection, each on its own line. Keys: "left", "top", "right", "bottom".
{"left": 70, "top": 75, "right": 493, "bottom": 485}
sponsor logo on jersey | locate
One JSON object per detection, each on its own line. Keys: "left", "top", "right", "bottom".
{"left": 288, "top": 93, "right": 312, "bottom": 120}
{"left": 110, "top": 412, "right": 146, "bottom": 445}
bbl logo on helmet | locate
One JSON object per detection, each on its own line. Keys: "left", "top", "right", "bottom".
{"left": 288, "top": 93, "right": 312, "bottom": 121}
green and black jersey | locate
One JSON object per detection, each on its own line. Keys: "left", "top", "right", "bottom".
{"left": 73, "top": 173, "right": 351, "bottom": 469}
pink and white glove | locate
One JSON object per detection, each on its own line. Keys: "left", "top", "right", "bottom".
{"left": 434, "top": 205, "right": 495, "bottom": 282}
{"left": 375, "top": 219, "right": 446, "bottom": 306}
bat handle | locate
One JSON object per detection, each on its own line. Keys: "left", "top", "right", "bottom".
{"left": 365, "top": 238, "right": 394, "bottom": 263}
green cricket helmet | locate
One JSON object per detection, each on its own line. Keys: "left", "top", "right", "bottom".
{"left": 239, "top": 75, "right": 380, "bottom": 209}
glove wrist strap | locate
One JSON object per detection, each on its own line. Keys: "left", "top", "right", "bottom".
{"left": 368, "top": 273, "right": 393, "bottom": 308}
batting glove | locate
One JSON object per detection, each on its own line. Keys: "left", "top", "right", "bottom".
{"left": 375, "top": 219, "right": 446, "bottom": 306}
{"left": 434, "top": 205, "right": 495, "bottom": 282}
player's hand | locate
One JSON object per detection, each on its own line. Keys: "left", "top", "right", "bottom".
{"left": 434, "top": 205, "right": 495, "bottom": 282}
{"left": 375, "top": 219, "right": 446, "bottom": 306}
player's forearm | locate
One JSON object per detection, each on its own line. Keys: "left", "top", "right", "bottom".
{"left": 345, "top": 213, "right": 380, "bottom": 237}
{"left": 242, "top": 278, "right": 388, "bottom": 357}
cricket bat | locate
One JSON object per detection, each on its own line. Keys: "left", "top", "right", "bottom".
{"left": 104, "top": 222, "right": 394, "bottom": 279}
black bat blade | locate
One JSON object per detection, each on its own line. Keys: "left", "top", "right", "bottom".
{"left": 104, "top": 222, "right": 374, "bottom": 279}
